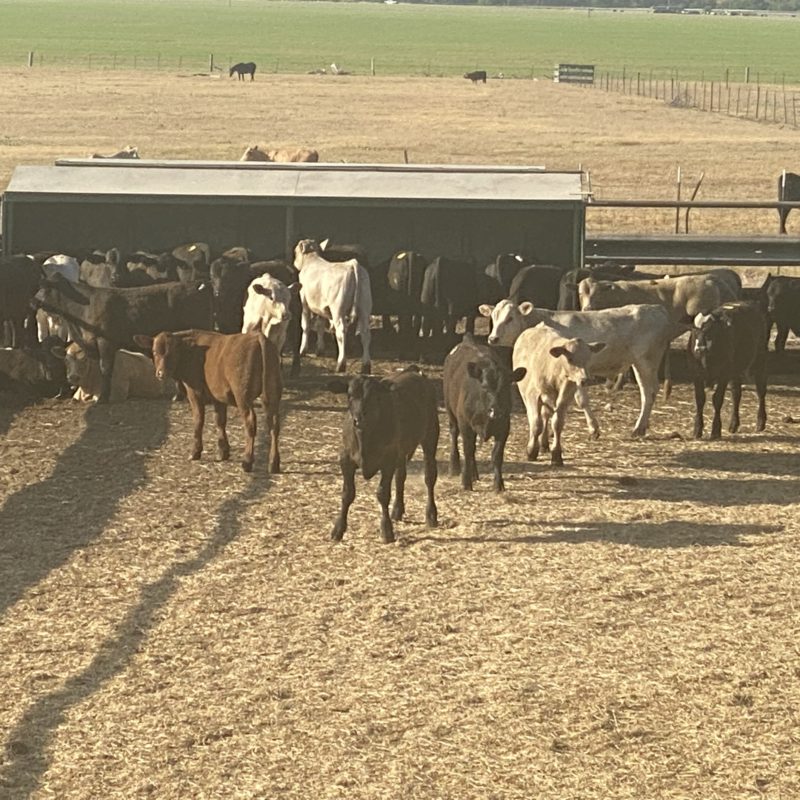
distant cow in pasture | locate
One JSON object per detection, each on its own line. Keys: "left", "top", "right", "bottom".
{"left": 230, "top": 62, "right": 257, "bottom": 81}
{"left": 777, "top": 172, "right": 800, "bottom": 234}
{"left": 328, "top": 366, "right": 439, "bottom": 543}
{"left": 464, "top": 70, "right": 487, "bottom": 84}
{"left": 443, "top": 335, "right": 526, "bottom": 492}
{"left": 135, "top": 330, "right": 282, "bottom": 474}
{"left": 513, "top": 324, "right": 606, "bottom": 466}
{"left": 35, "top": 276, "right": 214, "bottom": 403}
{"left": 91, "top": 145, "right": 140, "bottom": 159}
{"left": 687, "top": 302, "right": 768, "bottom": 439}
{"left": 240, "top": 145, "right": 319, "bottom": 163}
{"left": 293, "top": 238, "right": 372, "bottom": 374}
{"left": 762, "top": 274, "right": 800, "bottom": 352}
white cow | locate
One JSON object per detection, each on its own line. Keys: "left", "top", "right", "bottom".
{"left": 479, "top": 300, "right": 673, "bottom": 437}
{"left": 38, "top": 254, "right": 81, "bottom": 341}
{"left": 293, "top": 239, "right": 372, "bottom": 374}
{"left": 513, "top": 323, "right": 605, "bottom": 466}
{"left": 241, "top": 274, "right": 297, "bottom": 356}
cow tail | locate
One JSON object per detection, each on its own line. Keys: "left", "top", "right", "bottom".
{"left": 351, "top": 262, "right": 360, "bottom": 327}
{"left": 259, "top": 330, "right": 282, "bottom": 473}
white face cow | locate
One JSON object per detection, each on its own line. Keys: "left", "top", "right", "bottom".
{"left": 479, "top": 300, "right": 537, "bottom": 347}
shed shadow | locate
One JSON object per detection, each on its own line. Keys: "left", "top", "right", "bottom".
{"left": 676, "top": 450, "right": 800, "bottom": 476}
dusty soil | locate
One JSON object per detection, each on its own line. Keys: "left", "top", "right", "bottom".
{"left": 1, "top": 70, "right": 800, "bottom": 799}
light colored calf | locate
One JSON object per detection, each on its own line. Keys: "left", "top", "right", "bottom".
{"left": 479, "top": 300, "right": 673, "bottom": 437}
{"left": 38, "top": 255, "right": 81, "bottom": 341}
{"left": 240, "top": 145, "right": 319, "bottom": 163}
{"left": 241, "top": 274, "right": 296, "bottom": 355}
{"left": 294, "top": 239, "right": 372, "bottom": 374}
{"left": 513, "top": 323, "right": 605, "bottom": 466}
{"left": 60, "top": 343, "right": 173, "bottom": 403}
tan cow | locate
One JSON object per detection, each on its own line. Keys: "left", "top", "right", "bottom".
{"left": 240, "top": 145, "right": 319, "bottom": 163}
{"left": 513, "top": 323, "right": 605, "bottom": 467}
{"left": 91, "top": 145, "right": 140, "bottom": 159}
{"left": 58, "top": 343, "right": 174, "bottom": 403}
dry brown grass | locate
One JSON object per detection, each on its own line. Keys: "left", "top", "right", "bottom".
{"left": 1, "top": 69, "right": 800, "bottom": 800}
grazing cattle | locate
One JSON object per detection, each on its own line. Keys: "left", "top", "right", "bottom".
{"left": 0, "top": 255, "right": 40, "bottom": 348}
{"left": 480, "top": 300, "right": 673, "bottom": 437}
{"left": 762, "top": 274, "right": 800, "bottom": 352}
{"left": 777, "top": 172, "right": 800, "bottom": 234}
{"left": 443, "top": 335, "right": 526, "bottom": 492}
{"left": 579, "top": 270, "right": 741, "bottom": 321}
{"left": 328, "top": 367, "right": 439, "bottom": 543}
{"left": 464, "top": 70, "right": 487, "bottom": 84}
{"left": 240, "top": 145, "right": 319, "bottom": 163}
{"left": 135, "top": 330, "right": 281, "bottom": 474}
{"left": 56, "top": 342, "right": 175, "bottom": 403}
{"left": 230, "top": 61, "right": 257, "bottom": 81}
{"left": 35, "top": 276, "right": 214, "bottom": 403}
{"left": 420, "top": 256, "right": 478, "bottom": 338}
{"left": 513, "top": 324, "right": 605, "bottom": 466}
{"left": 0, "top": 338, "right": 66, "bottom": 398}
{"left": 91, "top": 145, "right": 139, "bottom": 159}
{"left": 241, "top": 274, "right": 301, "bottom": 375}
{"left": 293, "top": 239, "right": 372, "bottom": 374}
{"left": 687, "top": 302, "right": 768, "bottom": 439}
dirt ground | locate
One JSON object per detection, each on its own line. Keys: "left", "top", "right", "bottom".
{"left": 1, "top": 70, "right": 800, "bottom": 799}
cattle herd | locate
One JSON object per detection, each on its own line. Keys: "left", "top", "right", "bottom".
{"left": 1, "top": 239, "right": 799, "bottom": 542}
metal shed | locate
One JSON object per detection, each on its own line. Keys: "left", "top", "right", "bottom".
{"left": 1, "top": 161, "right": 586, "bottom": 267}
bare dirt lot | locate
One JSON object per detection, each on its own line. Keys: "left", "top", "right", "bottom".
{"left": 1, "top": 70, "right": 800, "bottom": 799}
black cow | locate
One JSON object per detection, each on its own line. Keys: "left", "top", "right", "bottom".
{"left": 385, "top": 251, "right": 428, "bottom": 339}
{"left": 762, "top": 274, "right": 800, "bottom": 352}
{"left": 230, "top": 62, "right": 257, "bottom": 81}
{"left": 420, "top": 256, "right": 478, "bottom": 338}
{"left": 464, "top": 70, "right": 487, "bottom": 84}
{"left": 443, "top": 335, "right": 526, "bottom": 492}
{"left": 687, "top": 302, "right": 768, "bottom": 440}
{"left": 328, "top": 367, "right": 439, "bottom": 544}
{"left": 507, "top": 264, "right": 563, "bottom": 309}
{"left": 0, "top": 337, "right": 67, "bottom": 398}
{"left": 778, "top": 172, "right": 800, "bottom": 234}
{"left": 0, "top": 255, "right": 40, "bottom": 347}
{"left": 480, "top": 254, "right": 529, "bottom": 306}
{"left": 173, "top": 242, "right": 212, "bottom": 273}
{"left": 35, "top": 276, "right": 214, "bottom": 403}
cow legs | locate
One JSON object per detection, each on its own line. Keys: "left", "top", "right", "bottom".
{"left": 729, "top": 378, "right": 742, "bottom": 434}
{"left": 96, "top": 339, "right": 116, "bottom": 404}
{"left": 376, "top": 466, "right": 396, "bottom": 543}
{"left": 754, "top": 360, "right": 768, "bottom": 433}
{"left": 189, "top": 395, "right": 205, "bottom": 460}
{"left": 299, "top": 305, "right": 312, "bottom": 357}
{"left": 775, "top": 325, "right": 789, "bottom": 354}
{"left": 692, "top": 379, "right": 706, "bottom": 439}
{"left": 462, "top": 428, "right": 478, "bottom": 490}
{"left": 422, "top": 436, "right": 438, "bottom": 528}
{"left": 631, "top": 362, "right": 659, "bottom": 437}
{"left": 550, "top": 390, "right": 574, "bottom": 467}
{"left": 265, "top": 401, "right": 281, "bottom": 475}
{"left": 240, "top": 403, "right": 257, "bottom": 472}
{"left": 710, "top": 379, "right": 728, "bottom": 440}
{"left": 491, "top": 425, "right": 510, "bottom": 492}
{"left": 574, "top": 385, "right": 600, "bottom": 440}
{"left": 332, "top": 317, "right": 348, "bottom": 373}
{"left": 448, "top": 412, "right": 461, "bottom": 476}
{"left": 391, "top": 459, "right": 406, "bottom": 521}
{"left": 525, "top": 394, "right": 543, "bottom": 461}
{"left": 331, "top": 456, "right": 357, "bottom": 541}
{"left": 358, "top": 313, "right": 372, "bottom": 375}
{"left": 213, "top": 402, "right": 230, "bottom": 460}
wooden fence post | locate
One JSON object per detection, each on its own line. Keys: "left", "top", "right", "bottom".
{"left": 370, "top": 57, "right": 375, "bottom": 76}
{"left": 208, "top": 54, "right": 214, "bottom": 73}
{"left": 27, "top": 51, "right": 34, "bottom": 67}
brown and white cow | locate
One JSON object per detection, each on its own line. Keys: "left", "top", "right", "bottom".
{"left": 294, "top": 239, "right": 372, "bottom": 374}
{"left": 135, "top": 330, "right": 282, "bottom": 474}
{"left": 513, "top": 323, "right": 605, "bottom": 466}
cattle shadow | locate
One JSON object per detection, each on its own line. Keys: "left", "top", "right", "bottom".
{"left": 0, "top": 468, "right": 270, "bottom": 798}
{"left": 408, "top": 519, "right": 782, "bottom": 549}
{"left": 676, "top": 450, "right": 800, "bottom": 476}
{"left": 0, "top": 400, "right": 170, "bottom": 618}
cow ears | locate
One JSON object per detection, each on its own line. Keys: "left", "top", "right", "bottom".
{"left": 510, "top": 366, "right": 527, "bottom": 383}
{"left": 327, "top": 379, "right": 349, "bottom": 395}
{"left": 133, "top": 334, "right": 154, "bottom": 350}
{"left": 549, "top": 346, "right": 568, "bottom": 360}
{"left": 252, "top": 284, "right": 274, "bottom": 299}
{"left": 288, "top": 282, "right": 302, "bottom": 293}
{"left": 50, "top": 344, "right": 67, "bottom": 361}
{"left": 519, "top": 302, "right": 535, "bottom": 316}
{"left": 589, "top": 342, "right": 606, "bottom": 354}
{"left": 466, "top": 362, "right": 484, "bottom": 381}
{"left": 319, "top": 238, "right": 330, "bottom": 252}
{"left": 693, "top": 313, "right": 711, "bottom": 329}
{"left": 478, "top": 304, "right": 495, "bottom": 318}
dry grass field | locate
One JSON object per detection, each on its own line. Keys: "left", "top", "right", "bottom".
{"left": 2, "top": 69, "right": 800, "bottom": 800}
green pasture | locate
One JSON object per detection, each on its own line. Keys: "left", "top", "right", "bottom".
{"left": 1, "top": 0, "right": 799, "bottom": 82}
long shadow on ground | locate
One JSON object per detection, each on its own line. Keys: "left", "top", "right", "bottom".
{"left": 0, "top": 400, "right": 169, "bottom": 617}
{"left": 0, "top": 456, "right": 272, "bottom": 799}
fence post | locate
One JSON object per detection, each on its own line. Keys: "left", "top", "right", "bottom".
{"left": 675, "top": 165, "right": 682, "bottom": 234}
{"left": 755, "top": 85, "right": 761, "bottom": 120}
{"left": 209, "top": 54, "right": 214, "bottom": 73}
{"left": 784, "top": 91, "right": 788, "bottom": 126}
{"left": 637, "top": 72, "right": 640, "bottom": 95}
{"left": 27, "top": 51, "right": 34, "bottom": 67}
{"left": 370, "top": 57, "right": 375, "bottom": 76}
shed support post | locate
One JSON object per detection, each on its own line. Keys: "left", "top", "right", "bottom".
{"left": 284, "top": 205, "right": 296, "bottom": 262}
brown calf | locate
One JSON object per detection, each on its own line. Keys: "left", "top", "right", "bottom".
{"left": 135, "top": 330, "right": 281, "bottom": 474}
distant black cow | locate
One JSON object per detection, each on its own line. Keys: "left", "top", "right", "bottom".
{"left": 328, "top": 367, "right": 439, "bottom": 544}
{"left": 777, "top": 172, "right": 800, "bottom": 234}
{"left": 230, "top": 62, "right": 257, "bottom": 81}
{"left": 420, "top": 256, "right": 478, "bottom": 338}
{"left": 35, "top": 276, "right": 214, "bottom": 403}
{"left": 443, "top": 335, "right": 526, "bottom": 492}
{"left": 687, "top": 302, "right": 768, "bottom": 440}
{"left": 464, "top": 70, "right": 487, "bottom": 84}
{"left": 762, "top": 274, "right": 800, "bottom": 352}
{"left": 0, "top": 255, "right": 41, "bottom": 348}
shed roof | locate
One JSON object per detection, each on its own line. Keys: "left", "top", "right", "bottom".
{"left": 4, "top": 161, "right": 585, "bottom": 207}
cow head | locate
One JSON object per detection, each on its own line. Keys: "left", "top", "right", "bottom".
{"left": 690, "top": 311, "right": 733, "bottom": 372}
{"left": 549, "top": 339, "right": 606, "bottom": 386}
{"left": 466, "top": 359, "right": 527, "bottom": 439}
{"left": 134, "top": 332, "right": 176, "bottom": 380}
{"left": 294, "top": 239, "right": 321, "bottom": 269}
{"left": 56, "top": 341, "right": 97, "bottom": 388}
{"left": 765, "top": 276, "right": 798, "bottom": 317}
{"left": 480, "top": 299, "right": 535, "bottom": 346}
